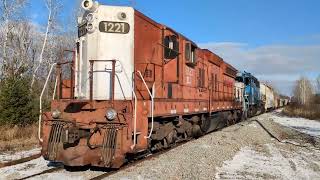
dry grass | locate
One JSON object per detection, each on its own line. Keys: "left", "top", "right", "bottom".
{"left": 0, "top": 124, "right": 39, "bottom": 152}
{"left": 283, "top": 104, "right": 320, "bottom": 121}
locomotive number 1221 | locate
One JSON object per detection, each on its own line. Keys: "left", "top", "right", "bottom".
{"left": 99, "top": 21, "right": 130, "bottom": 34}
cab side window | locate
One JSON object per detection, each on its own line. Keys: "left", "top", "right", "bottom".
{"left": 185, "top": 42, "right": 197, "bottom": 65}
{"left": 164, "top": 35, "right": 179, "bottom": 59}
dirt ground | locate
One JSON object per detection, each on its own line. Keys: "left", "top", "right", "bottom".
{"left": 0, "top": 110, "right": 319, "bottom": 180}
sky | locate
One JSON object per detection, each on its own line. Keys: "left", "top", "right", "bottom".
{"left": 27, "top": 0, "right": 320, "bottom": 95}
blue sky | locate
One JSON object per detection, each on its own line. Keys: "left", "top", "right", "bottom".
{"left": 27, "top": 0, "right": 320, "bottom": 95}
{"left": 29, "top": 0, "right": 320, "bottom": 45}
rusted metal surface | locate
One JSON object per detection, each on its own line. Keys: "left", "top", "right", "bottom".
{"left": 57, "top": 50, "right": 75, "bottom": 99}
{"left": 41, "top": 99, "right": 134, "bottom": 168}
{"left": 41, "top": 6, "right": 243, "bottom": 169}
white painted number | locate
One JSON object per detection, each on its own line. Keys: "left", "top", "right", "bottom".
{"left": 104, "top": 22, "right": 126, "bottom": 33}
{"left": 100, "top": 21, "right": 129, "bottom": 34}
{"left": 108, "top": 22, "right": 115, "bottom": 32}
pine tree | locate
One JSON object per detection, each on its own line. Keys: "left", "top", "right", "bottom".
{"left": 0, "top": 77, "right": 37, "bottom": 126}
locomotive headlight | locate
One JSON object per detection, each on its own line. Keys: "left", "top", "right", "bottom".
{"left": 52, "top": 109, "right": 61, "bottom": 119}
{"left": 83, "top": 0, "right": 90, "bottom": 8}
{"left": 82, "top": 0, "right": 99, "bottom": 12}
{"left": 86, "top": 13, "right": 94, "bottom": 22}
{"left": 106, "top": 108, "right": 117, "bottom": 120}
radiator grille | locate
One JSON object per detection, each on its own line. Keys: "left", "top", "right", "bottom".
{"left": 48, "top": 123, "right": 64, "bottom": 161}
{"left": 101, "top": 128, "right": 118, "bottom": 166}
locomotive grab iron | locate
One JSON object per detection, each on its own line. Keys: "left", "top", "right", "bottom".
{"left": 39, "top": 0, "right": 289, "bottom": 168}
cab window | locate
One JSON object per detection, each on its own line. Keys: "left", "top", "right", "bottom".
{"left": 164, "top": 35, "right": 179, "bottom": 59}
{"left": 185, "top": 42, "right": 197, "bottom": 66}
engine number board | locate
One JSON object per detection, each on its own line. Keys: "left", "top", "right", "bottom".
{"left": 99, "top": 21, "right": 130, "bottom": 34}
{"left": 78, "top": 23, "right": 87, "bottom": 37}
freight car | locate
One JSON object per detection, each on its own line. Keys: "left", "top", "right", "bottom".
{"left": 274, "top": 93, "right": 280, "bottom": 109}
{"left": 260, "top": 83, "right": 275, "bottom": 112}
{"left": 279, "top": 95, "right": 290, "bottom": 107}
{"left": 236, "top": 72, "right": 264, "bottom": 117}
{"left": 39, "top": 0, "right": 244, "bottom": 168}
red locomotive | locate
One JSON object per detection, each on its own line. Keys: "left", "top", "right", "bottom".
{"left": 39, "top": 0, "right": 244, "bottom": 168}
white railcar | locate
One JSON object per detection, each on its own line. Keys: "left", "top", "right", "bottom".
{"left": 260, "top": 83, "right": 275, "bottom": 111}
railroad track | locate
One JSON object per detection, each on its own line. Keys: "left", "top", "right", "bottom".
{"left": 9, "top": 120, "right": 245, "bottom": 179}
{"left": 88, "top": 113, "right": 280, "bottom": 179}
{"left": 17, "top": 165, "right": 64, "bottom": 180}
{"left": 13, "top": 140, "right": 191, "bottom": 180}
{"left": 89, "top": 139, "right": 194, "bottom": 180}
{"left": 0, "top": 153, "right": 41, "bottom": 168}
{"left": 7, "top": 114, "right": 268, "bottom": 179}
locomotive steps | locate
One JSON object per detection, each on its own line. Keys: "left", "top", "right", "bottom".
{"left": 1, "top": 110, "right": 319, "bottom": 179}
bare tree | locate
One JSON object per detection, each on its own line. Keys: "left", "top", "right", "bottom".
{"left": 0, "top": 0, "right": 27, "bottom": 78}
{"left": 30, "top": 0, "right": 61, "bottom": 89}
{"left": 316, "top": 75, "right": 320, "bottom": 94}
{"left": 293, "top": 77, "right": 314, "bottom": 105}
{"left": 3, "top": 22, "right": 38, "bottom": 77}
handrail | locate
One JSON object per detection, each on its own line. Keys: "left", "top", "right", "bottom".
{"left": 112, "top": 61, "right": 138, "bottom": 149}
{"left": 137, "top": 70, "right": 155, "bottom": 139}
{"left": 57, "top": 50, "right": 76, "bottom": 99}
{"left": 52, "top": 76, "right": 58, "bottom": 100}
{"left": 38, "top": 63, "right": 57, "bottom": 142}
{"left": 131, "top": 75, "right": 138, "bottom": 150}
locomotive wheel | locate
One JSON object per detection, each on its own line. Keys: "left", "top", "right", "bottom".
{"left": 165, "top": 129, "right": 178, "bottom": 145}
{"left": 200, "top": 115, "right": 211, "bottom": 133}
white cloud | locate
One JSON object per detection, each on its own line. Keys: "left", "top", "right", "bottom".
{"left": 199, "top": 42, "right": 320, "bottom": 95}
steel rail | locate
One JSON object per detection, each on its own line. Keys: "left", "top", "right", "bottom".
{"left": 0, "top": 153, "right": 41, "bottom": 168}
{"left": 17, "top": 166, "right": 64, "bottom": 180}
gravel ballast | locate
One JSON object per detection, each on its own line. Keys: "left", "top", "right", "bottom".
{"left": 1, "top": 111, "right": 319, "bottom": 180}
{"left": 107, "top": 112, "right": 320, "bottom": 180}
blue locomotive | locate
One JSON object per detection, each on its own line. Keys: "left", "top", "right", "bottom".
{"left": 236, "top": 71, "right": 264, "bottom": 118}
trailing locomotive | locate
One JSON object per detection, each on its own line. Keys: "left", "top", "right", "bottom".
{"left": 236, "top": 72, "right": 264, "bottom": 117}
{"left": 39, "top": 0, "right": 288, "bottom": 169}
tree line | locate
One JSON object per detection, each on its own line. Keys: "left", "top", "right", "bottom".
{"left": 293, "top": 75, "right": 320, "bottom": 105}
{"left": 0, "top": 0, "right": 318, "bottom": 126}
{"left": 0, "top": 0, "right": 82, "bottom": 126}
